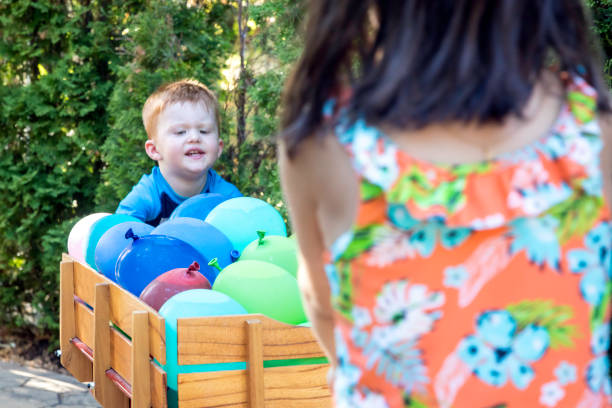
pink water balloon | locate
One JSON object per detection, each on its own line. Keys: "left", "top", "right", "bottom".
{"left": 67, "top": 212, "right": 110, "bottom": 263}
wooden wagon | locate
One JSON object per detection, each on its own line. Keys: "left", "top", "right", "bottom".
{"left": 59, "top": 254, "right": 332, "bottom": 407}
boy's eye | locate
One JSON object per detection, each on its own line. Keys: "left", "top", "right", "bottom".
{"left": 199, "top": 130, "right": 209, "bottom": 134}
{"left": 175, "top": 130, "right": 186, "bottom": 135}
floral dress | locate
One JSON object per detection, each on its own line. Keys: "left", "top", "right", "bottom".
{"left": 325, "top": 76, "right": 612, "bottom": 408}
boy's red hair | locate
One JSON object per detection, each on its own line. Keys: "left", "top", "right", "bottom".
{"left": 142, "top": 79, "right": 220, "bottom": 139}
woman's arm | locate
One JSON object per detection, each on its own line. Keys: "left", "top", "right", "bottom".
{"left": 277, "top": 139, "right": 337, "bottom": 367}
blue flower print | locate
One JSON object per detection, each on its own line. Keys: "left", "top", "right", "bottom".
{"left": 508, "top": 216, "right": 561, "bottom": 270}
{"left": 506, "top": 357, "right": 535, "bottom": 390}
{"left": 387, "top": 204, "right": 419, "bottom": 231}
{"left": 330, "top": 230, "right": 354, "bottom": 262}
{"left": 476, "top": 310, "right": 516, "bottom": 348}
{"left": 443, "top": 266, "right": 468, "bottom": 288}
{"left": 567, "top": 222, "right": 611, "bottom": 306}
{"left": 458, "top": 310, "right": 550, "bottom": 389}
{"left": 539, "top": 133, "right": 567, "bottom": 159}
{"left": 585, "top": 222, "right": 611, "bottom": 274}
{"left": 409, "top": 221, "right": 471, "bottom": 258}
{"left": 363, "top": 327, "right": 428, "bottom": 392}
{"left": 567, "top": 249, "right": 599, "bottom": 274}
{"left": 473, "top": 352, "right": 510, "bottom": 387}
{"left": 457, "top": 335, "right": 495, "bottom": 367}
{"left": 591, "top": 323, "right": 610, "bottom": 356}
{"left": 554, "top": 361, "right": 577, "bottom": 386}
{"left": 472, "top": 352, "right": 535, "bottom": 389}
{"left": 582, "top": 172, "right": 603, "bottom": 196}
{"left": 585, "top": 323, "right": 612, "bottom": 395}
{"left": 325, "top": 264, "right": 341, "bottom": 298}
{"left": 458, "top": 335, "right": 535, "bottom": 389}
{"left": 410, "top": 223, "right": 437, "bottom": 257}
{"left": 586, "top": 355, "right": 611, "bottom": 394}
{"left": 512, "top": 325, "right": 550, "bottom": 362}
{"left": 439, "top": 225, "right": 471, "bottom": 248}
{"left": 580, "top": 267, "right": 606, "bottom": 306}
{"left": 333, "top": 328, "right": 362, "bottom": 401}
{"left": 343, "top": 119, "right": 399, "bottom": 190}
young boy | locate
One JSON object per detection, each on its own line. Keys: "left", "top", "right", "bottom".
{"left": 116, "top": 79, "right": 241, "bottom": 226}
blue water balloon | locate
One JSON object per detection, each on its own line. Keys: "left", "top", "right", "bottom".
{"left": 169, "top": 193, "right": 229, "bottom": 221}
{"left": 152, "top": 217, "right": 235, "bottom": 273}
{"left": 115, "top": 231, "right": 208, "bottom": 296}
{"left": 85, "top": 214, "right": 141, "bottom": 270}
{"left": 205, "top": 197, "right": 287, "bottom": 254}
{"left": 94, "top": 221, "right": 154, "bottom": 282}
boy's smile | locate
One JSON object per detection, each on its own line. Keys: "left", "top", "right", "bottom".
{"left": 145, "top": 101, "right": 223, "bottom": 194}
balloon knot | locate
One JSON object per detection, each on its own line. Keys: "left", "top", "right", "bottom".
{"left": 187, "top": 261, "right": 200, "bottom": 274}
{"left": 230, "top": 249, "right": 240, "bottom": 262}
{"left": 256, "top": 230, "right": 266, "bottom": 246}
{"left": 208, "top": 258, "right": 222, "bottom": 272}
{"left": 125, "top": 228, "right": 139, "bottom": 241}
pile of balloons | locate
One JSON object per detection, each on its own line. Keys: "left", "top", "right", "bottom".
{"left": 67, "top": 195, "right": 309, "bottom": 408}
{"left": 67, "top": 195, "right": 306, "bottom": 325}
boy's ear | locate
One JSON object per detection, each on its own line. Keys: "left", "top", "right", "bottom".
{"left": 216, "top": 139, "right": 224, "bottom": 159}
{"left": 145, "top": 139, "right": 162, "bottom": 161}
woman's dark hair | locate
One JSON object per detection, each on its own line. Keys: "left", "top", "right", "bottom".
{"left": 281, "top": 0, "right": 611, "bottom": 156}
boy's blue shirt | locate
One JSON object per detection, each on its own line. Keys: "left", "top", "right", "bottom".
{"left": 116, "top": 166, "right": 242, "bottom": 226}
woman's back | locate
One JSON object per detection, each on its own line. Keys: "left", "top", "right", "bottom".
{"left": 308, "top": 75, "right": 611, "bottom": 407}
{"left": 278, "top": 2, "right": 612, "bottom": 408}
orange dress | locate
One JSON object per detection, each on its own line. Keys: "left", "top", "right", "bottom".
{"left": 325, "top": 76, "right": 612, "bottom": 407}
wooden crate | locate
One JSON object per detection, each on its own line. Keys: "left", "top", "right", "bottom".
{"left": 59, "top": 254, "right": 332, "bottom": 408}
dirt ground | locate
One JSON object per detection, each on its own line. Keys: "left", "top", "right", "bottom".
{"left": 0, "top": 328, "right": 67, "bottom": 374}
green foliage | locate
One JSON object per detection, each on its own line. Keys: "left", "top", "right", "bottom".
{"left": 546, "top": 192, "right": 603, "bottom": 245}
{"left": 588, "top": 0, "right": 612, "bottom": 82}
{"left": 214, "top": 0, "right": 304, "bottom": 221}
{"left": 0, "top": 0, "right": 129, "bottom": 333}
{"left": 506, "top": 300, "right": 578, "bottom": 349}
{"left": 97, "top": 0, "right": 235, "bottom": 209}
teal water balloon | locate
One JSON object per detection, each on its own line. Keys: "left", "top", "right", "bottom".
{"left": 159, "top": 289, "right": 247, "bottom": 408}
{"left": 205, "top": 197, "right": 287, "bottom": 254}
{"left": 85, "top": 214, "right": 141, "bottom": 269}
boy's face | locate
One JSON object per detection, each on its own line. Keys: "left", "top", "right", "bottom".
{"left": 145, "top": 101, "right": 223, "bottom": 181}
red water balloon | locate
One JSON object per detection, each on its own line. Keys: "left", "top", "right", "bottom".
{"left": 139, "top": 262, "right": 211, "bottom": 311}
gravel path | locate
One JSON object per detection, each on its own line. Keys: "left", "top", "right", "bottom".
{"left": 0, "top": 360, "right": 100, "bottom": 407}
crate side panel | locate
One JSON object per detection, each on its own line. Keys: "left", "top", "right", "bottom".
{"left": 109, "top": 327, "right": 167, "bottom": 408}
{"left": 178, "top": 370, "right": 248, "bottom": 408}
{"left": 73, "top": 260, "right": 106, "bottom": 305}
{"left": 177, "top": 315, "right": 326, "bottom": 365}
{"left": 72, "top": 259, "right": 166, "bottom": 365}
{"left": 262, "top": 364, "right": 332, "bottom": 408}
{"left": 177, "top": 364, "right": 331, "bottom": 408}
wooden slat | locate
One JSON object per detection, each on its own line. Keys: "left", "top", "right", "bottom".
{"left": 69, "top": 262, "right": 167, "bottom": 407}
{"left": 177, "top": 314, "right": 325, "bottom": 365}
{"left": 246, "top": 319, "right": 264, "bottom": 408}
{"left": 70, "top": 256, "right": 166, "bottom": 365}
{"left": 94, "top": 283, "right": 130, "bottom": 407}
{"left": 132, "top": 311, "right": 152, "bottom": 408}
{"left": 75, "top": 301, "right": 94, "bottom": 347}
{"left": 110, "top": 327, "right": 168, "bottom": 408}
{"left": 59, "top": 260, "right": 92, "bottom": 382}
{"left": 75, "top": 311, "right": 167, "bottom": 408}
{"left": 178, "top": 364, "right": 332, "bottom": 408}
